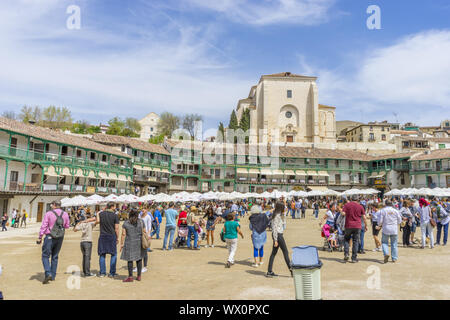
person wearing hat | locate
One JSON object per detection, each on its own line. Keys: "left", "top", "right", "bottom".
{"left": 419, "top": 198, "right": 434, "bottom": 249}
{"left": 249, "top": 205, "right": 270, "bottom": 267}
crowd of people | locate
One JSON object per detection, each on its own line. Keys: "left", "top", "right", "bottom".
{"left": 33, "top": 193, "right": 449, "bottom": 285}
{"left": 318, "top": 195, "right": 450, "bottom": 263}
{"left": 1, "top": 208, "right": 28, "bottom": 231}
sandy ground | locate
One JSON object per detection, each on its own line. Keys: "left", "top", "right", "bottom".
{"left": 0, "top": 209, "right": 449, "bottom": 300}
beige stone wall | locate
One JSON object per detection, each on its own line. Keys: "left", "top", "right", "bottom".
{"left": 139, "top": 112, "right": 160, "bottom": 141}
{"left": 250, "top": 77, "right": 328, "bottom": 144}
{"left": 346, "top": 125, "right": 390, "bottom": 142}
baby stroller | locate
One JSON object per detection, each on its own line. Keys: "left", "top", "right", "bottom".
{"left": 321, "top": 224, "right": 334, "bottom": 252}
{"left": 175, "top": 225, "right": 189, "bottom": 248}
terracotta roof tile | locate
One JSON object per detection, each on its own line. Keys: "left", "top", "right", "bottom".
{"left": 409, "top": 149, "right": 450, "bottom": 161}
{"left": 0, "top": 117, "right": 129, "bottom": 158}
{"left": 92, "top": 134, "right": 169, "bottom": 155}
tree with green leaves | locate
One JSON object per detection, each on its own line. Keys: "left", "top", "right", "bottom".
{"left": 87, "top": 125, "right": 101, "bottom": 134}
{"left": 149, "top": 133, "right": 165, "bottom": 144}
{"left": 40, "top": 106, "right": 72, "bottom": 129}
{"left": 182, "top": 113, "right": 203, "bottom": 138}
{"left": 125, "top": 117, "right": 141, "bottom": 134}
{"left": 239, "top": 108, "right": 251, "bottom": 131}
{"left": 107, "top": 117, "right": 125, "bottom": 135}
{"left": 70, "top": 121, "right": 89, "bottom": 134}
{"left": 228, "top": 110, "right": 239, "bottom": 130}
{"left": 238, "top": 108, "right": 251, "bottom": 144}
{"left": 19, "top": 105, "right": 41, "bottom": 123}
{"left": 217, "top": 122, "right": 225, "bottom": 140}
{"left": 157, "top": 112, "right": 180, "bottom": 138}
{"left": 105, "top": 117, "right": 141, "bottom": 137}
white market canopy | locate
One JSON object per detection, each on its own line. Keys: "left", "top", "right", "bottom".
{"left": 60, "top": 186, "right": 399, "bottom": 207}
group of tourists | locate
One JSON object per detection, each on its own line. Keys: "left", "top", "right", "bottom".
{"left": 1, "top": 208, "right": 28, "bottom": 231}
{"left": 37, "top": 201, "right": 151, "bottom": 284}
{"left": 34, "top": 193, "right": 449, "bottom": 285}
{"left": 318, "top": 195, "right": 449, "bottom": 264}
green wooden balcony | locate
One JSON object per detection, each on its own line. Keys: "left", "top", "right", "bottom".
{"left": 0, "top": 144, "right": 132, "bottom": 174}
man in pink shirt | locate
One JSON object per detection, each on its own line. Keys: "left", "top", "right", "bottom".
{"left": 37, "top": 200, "right": 70, "bottom": 284}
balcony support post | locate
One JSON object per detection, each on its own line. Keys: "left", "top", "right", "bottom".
{"left": 7, "top": 133, "right": 12, "bottom": 156}
{"left": 4, "top": 159, "right": 9, "bottom": 190}
{"left": 40, "top": 166, "right": 44, "bottom": 192}
{"left": 26, "top": 136, "right": 30, "bottom": 160}
{"left": 57, "top": 145, "right": 61, "bottom": 162}
{"left": 23, "top": 162, "right": 28, "bottom": 192}
{"left": 43, "top": 141, "right": 47, "bottom": 161}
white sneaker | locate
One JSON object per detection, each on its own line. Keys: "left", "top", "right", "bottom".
{"left": 252, "top": 263, "right": 259, "bottom": 267}
{"left": 211, "top": 245, "right": 214, "bottom": 248}
{"left": 259, "top": 261, "right": 264, "bottom": 265}
{"left": 205, "top": 245, "right": 208, "bottom": 248}
{"left": 142, "top": 267, "right": 148, "bottom": 273}
{"left": 133, "top": 267, "right": 137, "bottom": 272}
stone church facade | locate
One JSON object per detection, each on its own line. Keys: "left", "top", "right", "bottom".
{"left": 235, "top": 72, "right": 336, "bottom": 145}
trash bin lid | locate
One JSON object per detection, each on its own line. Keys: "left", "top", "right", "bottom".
{"left": 291, "top": 246, "right": 322, "bottom": 269}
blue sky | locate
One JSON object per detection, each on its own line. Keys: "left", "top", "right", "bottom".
{"left": 0, "top": 0, "right": 449, "bottom": 132}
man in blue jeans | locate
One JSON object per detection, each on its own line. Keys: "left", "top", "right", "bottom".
{"left": 96, "top": 202, "right": 119, "bottom": 278}
{"left": 37, "top": 201, "right": 71, "bottom": 284}
{"left": 187, "top": 210, "right": 200, "bottom": 250}
{"left": 151, "top": 206, "right": 162, "bottom": 239}
{"left": 163, "top": 202, "right": 179, "bottom": 251}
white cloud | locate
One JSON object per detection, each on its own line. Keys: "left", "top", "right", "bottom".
{"left": 357, "top": 30, "right": 450, "bottom": 106}
{"left": 300, "top": 30, "right": 450, "bottom": 125}
{"left": 0, "top": 0, "right": 252, "bottom": 128}
{"left": 180, "top": 0, "right": 336, "bottom": 26}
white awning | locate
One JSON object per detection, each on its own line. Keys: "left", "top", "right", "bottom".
{"left": 61, "top": 167, "right": 71, "bottom": 176}
{"left": 161, "top": 169, "right": 170, "bottom": 174}
{"left": 248, "top": 168, "right": 260, "bottom": 175}
{"left": 283, "top": 170, "right": 295, "bottom": 175}
{"left": 317, "top": 171, "right": 330, "bottom": 177}
{"left": 152, "top": 168, "right": 161, "bottom": 172}
{"left": 98, "top": 172, "right": 108, "bottom": 179}
{"left": 45, "top": 166, "right": 60, "bottom": 177}
{"left": 308, "top": 186, "right": 329, "bottom": 191}
{"left": 294, "top": 170, "right": 307, "bottom": 177}
{"left": 272, "top": 170, "right": 284, "bottom": 176}
{"left": 117, "top": 175, "right": 131, "bottom": 182}
{"left": 368, "top": 171, "right": 386, "bottom": 179}
{"left": 260, "top": 168, "right": 273, "bottom": 175}
{"left": 236, "top": 168, "right": 248, "bottom": 175}
{"left": 73, "top": 169, "right": 85, "bottom": 178}
{"left": 306, "top": 171, "right": 318, "bottom": 176}
{"left": 87, "top": 171, "right": 97, "bottom": 179}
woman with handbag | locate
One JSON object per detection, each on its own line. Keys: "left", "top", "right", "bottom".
{"left": 399, "top": 200, "right": 413, "bottom": 247}
{"left": 120, "top": 209, "right": 148, "bottom": 282}
{"left": 419, "top": 198, "right": 434, "bottom": 249}
{"left": 266, "top": 201, "right": 292, "bottom": 277}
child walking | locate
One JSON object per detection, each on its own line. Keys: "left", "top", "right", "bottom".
{"left": 73, "top": 215, "right": 96, "bottom": 277}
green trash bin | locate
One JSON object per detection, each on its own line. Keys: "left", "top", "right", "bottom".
{"left": 291, "top": 246, "right": 323, "bottom": 300}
